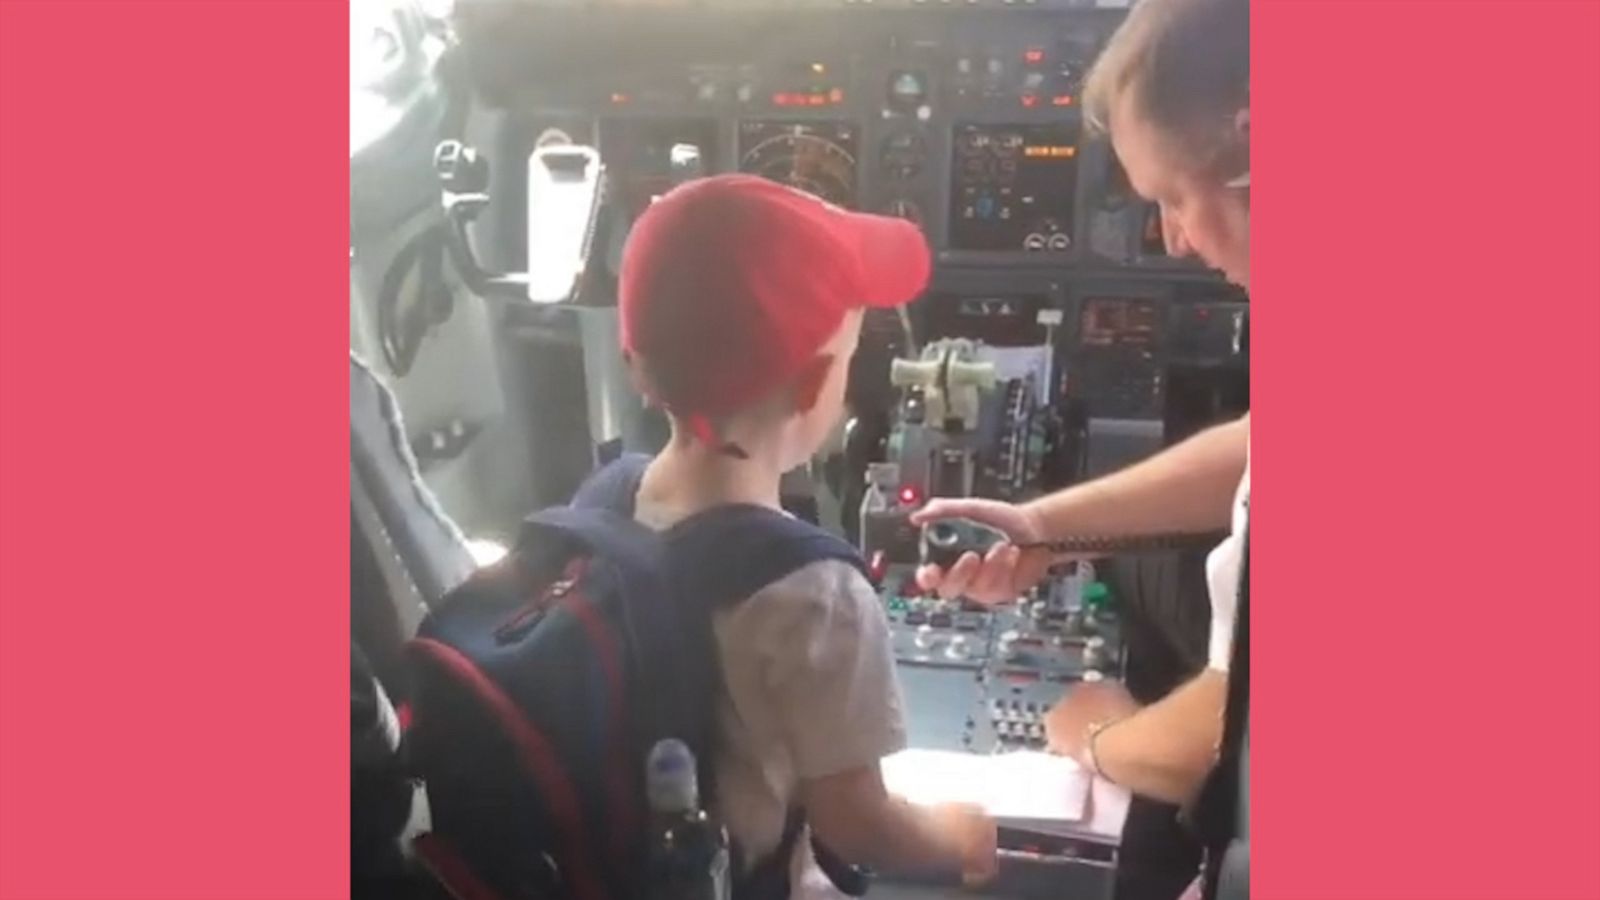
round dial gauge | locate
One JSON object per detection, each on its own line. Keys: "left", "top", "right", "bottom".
{"left": 739, "top": 125, "right": 858, "bottom": 208}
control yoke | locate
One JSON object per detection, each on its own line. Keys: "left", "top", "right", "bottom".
{"left": 432, "top": 139, "right": 606, "bottom": 305}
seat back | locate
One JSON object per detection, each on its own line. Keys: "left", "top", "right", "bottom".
{"left": 352, "top": 351, "right": 476, "bottom": 692}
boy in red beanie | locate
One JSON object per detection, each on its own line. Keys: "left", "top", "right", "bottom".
{"left": 618, "top": 174, "right": 997, "bottom": 893}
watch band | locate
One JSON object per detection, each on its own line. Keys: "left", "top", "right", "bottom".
{"left": 1085, "top": 719, "right": 1121, "bottom": 781}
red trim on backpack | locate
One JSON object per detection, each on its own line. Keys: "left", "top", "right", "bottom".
{"left": 494, "top": 557, "right": 591, "bottom": 642}
{"left": 559, "top": 589, "right": 639, "bottom": 864}
{"left": 396, "top": 702, "right": 412, "bottom": 733}
{"left": 413, "top": 833, "right": 505, "bottom": 900}
{"left": 408, "top": 638, "right": 606, "bottom": 900}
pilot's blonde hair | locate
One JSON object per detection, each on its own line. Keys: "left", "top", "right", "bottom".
{"left": 1082, "top": 0, "right": 1249, "bottom": 179}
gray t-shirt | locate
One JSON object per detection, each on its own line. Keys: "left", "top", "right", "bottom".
{"left": 638, "top": 503, "right": 908, "bottom": 895}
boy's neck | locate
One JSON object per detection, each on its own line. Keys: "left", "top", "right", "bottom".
{"left": 640, "top": 437, "right": 788, "bottom": 516}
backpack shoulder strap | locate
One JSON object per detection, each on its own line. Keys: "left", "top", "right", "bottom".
{"left": 665, "top": 505, "right": 868, "bottom": 609}
{"left": 510, "top": 504, "right": 665, "bottom": 596}
{"left": 569, "top": 453, "right": 651, "bottom": 516}
{"left": 664, "top": 505, "right": 873, "bottom": 899}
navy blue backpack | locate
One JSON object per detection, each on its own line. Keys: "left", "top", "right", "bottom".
{"left": 404, "top": 455, "right": 868, "bottom": 900}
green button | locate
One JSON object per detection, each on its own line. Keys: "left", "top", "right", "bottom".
{"left": 1084, "top": 582, "right": 1111, "bottom": 607}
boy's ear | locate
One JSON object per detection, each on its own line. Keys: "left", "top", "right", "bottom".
{"left": 791, "top": 354, "right": 835, "bottom": 414}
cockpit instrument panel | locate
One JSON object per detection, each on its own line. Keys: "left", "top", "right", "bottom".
{"left": 456, "top": 2, "right": 1232, "bottom": 280}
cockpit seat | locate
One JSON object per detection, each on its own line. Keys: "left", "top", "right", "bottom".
{"left": 353, "top": 352, "right": 482, "bottom": 900}
{"left": 351, "top": 351, "right": 476, "bottom": 694}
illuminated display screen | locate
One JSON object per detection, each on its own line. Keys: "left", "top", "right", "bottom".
{"left": 738, "top": 120, "right": 859, "bottom": 209}
{"left": 1023, "top": 144, "right": 1077, "bottom": 159}
{"left": 949, "top": 122, "right": 1080, "bottom": 253}
{"left": 768, "top": 61, "right": 848, "bottom": 109}
{"left": 598, "top": 118, "right": 719, "bottom": 217}
{"left": 1080, "top": 298, "right": 1160, "bottom": 347}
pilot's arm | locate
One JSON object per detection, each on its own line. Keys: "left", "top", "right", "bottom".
{"left": 1046, "top": 470, "right": 1246, "bottom": 805}
{"left": 1045, "top": 673, "right": 1228, "bottom": 807}
{"left": 1029, "top": 413, "right": 1248, "bottom": 537}
{"left": 915, "top": 414, "right": 1248, "bottom": 603}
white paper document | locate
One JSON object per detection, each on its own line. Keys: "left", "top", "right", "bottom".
{"left": 978, "top": 345, "right": 1054, "bottom": 407}
{"left": 880, "top": 748, "right": 1092, "bottom": 824}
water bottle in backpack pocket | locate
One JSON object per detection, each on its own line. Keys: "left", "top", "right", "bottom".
{"left": 645, "top": 739, "right": 732, "bottom": 900}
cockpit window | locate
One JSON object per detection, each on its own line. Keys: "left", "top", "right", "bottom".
{"left": 350, "top": 0, "right": 451, "bottom": 158}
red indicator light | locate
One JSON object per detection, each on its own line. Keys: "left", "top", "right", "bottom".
{"left": 899, "top": 486, "right": 920, "bottom": 505}
{"left": 1021, "top": 94, "right": 1039, "bottom": 108}
{"left": 1051, "top": 95, "right": 1073, "bottom": 107}
{"left": 1023, "top": 48, "right": 1044, "bottom": 64}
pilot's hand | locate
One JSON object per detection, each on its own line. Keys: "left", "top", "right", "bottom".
{"left": 1044, "top": 680, "right": 1140, "bottom": 768}
{"left": 910, "top": 498, "right": 1052, "bottom": 604}
{"left": 931, "top": 802, "right": 999, "bottom": 888}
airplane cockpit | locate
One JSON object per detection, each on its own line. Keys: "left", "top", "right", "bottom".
{"left": 350, "top": 0, "right": 1249, "bottom": 897}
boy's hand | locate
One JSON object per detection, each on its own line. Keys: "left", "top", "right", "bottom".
{"left": 910, "top": 499, "right": 1053, "bottom": 605}
{"left": 931, "top": 802, "right": 998, "bottom": 888}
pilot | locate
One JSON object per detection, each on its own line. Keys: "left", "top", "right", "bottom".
{"left": 914, "top": 0, "right": 1249, "bottom": 840}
